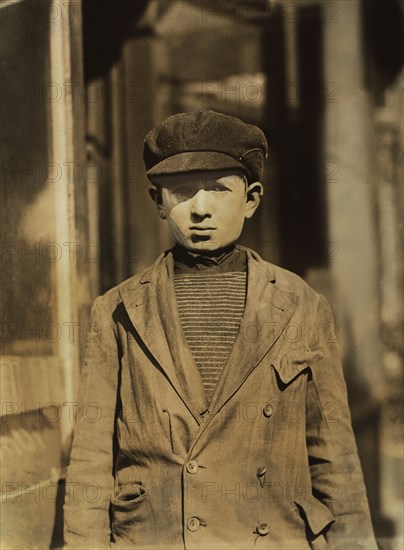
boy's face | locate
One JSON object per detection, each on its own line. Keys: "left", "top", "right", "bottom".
{"left": 150, "top": 170, "right": 263, "bottom": 254}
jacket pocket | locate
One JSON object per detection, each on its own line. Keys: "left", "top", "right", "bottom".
{"left": 272, "top": 347, "right": 324, "bottom": 387}
{"left": 111, "top": 481, "right": 150, "bottom": 511}
{"left": 111, "top": 481, "right": 150, "bottom": 539}
{"left": 294, "top": 496, "right": 335, "bottom": 539}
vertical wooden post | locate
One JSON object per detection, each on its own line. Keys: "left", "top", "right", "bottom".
{"left": 323, "top": 0, "right": 384, "bottom": 394}
{"left": 323, "top": 0, "right": 385, "bottom": 534}
{"left": 49, "top": 0, "right": 80, "bottom": 448}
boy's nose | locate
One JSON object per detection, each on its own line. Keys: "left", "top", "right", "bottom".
{"left": 190, "top": 189, "right": 212, "bottom": 219}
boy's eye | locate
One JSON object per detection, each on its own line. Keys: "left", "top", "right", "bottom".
{"left": 208, "top": 183, "right": 230, "bottom": 192}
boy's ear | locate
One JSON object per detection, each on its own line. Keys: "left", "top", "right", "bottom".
{"left": 244, "top": 181, "right": 264, "bottom": 219}
{"left": 149, "top": 187, "right": 167, "bottom": 219}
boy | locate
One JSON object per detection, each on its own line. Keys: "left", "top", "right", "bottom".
{"left": 64, "top": 110, "right": 377, "bottom": 549}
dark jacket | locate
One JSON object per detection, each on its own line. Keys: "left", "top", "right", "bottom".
{"left": 64, "top": 246, "right": 377, "bottom": 549}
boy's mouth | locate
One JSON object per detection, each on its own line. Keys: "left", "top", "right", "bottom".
{"left": 189, "top": 226, "right": 216, "bottom": 231}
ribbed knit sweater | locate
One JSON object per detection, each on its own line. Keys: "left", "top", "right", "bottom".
{"left": 174, "top": 270, "right": 247, "bottom": 402}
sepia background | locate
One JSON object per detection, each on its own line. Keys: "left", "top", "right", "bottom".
{"left": 1, "top": 0, "right": 403, "bottom": 548}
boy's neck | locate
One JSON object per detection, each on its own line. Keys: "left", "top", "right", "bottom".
{"left": 178, "top": 242, "right": 236, "bottom": 259}
{"left": 172, "top": 243, "right": 247, "bottom": 273}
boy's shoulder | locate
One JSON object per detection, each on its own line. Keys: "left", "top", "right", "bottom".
{"left": 238, "top": 245, "right": 320, "bottom": 301}
{"left": 94, "top": 251, "right": 167, "bottom": 309}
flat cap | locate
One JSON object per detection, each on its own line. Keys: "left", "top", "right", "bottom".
{"left": 143, "top": 110, "right": 268, "bottom": 184}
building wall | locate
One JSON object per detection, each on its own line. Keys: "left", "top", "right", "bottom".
{"left": 1, "top": 1, "right": 90, "bottom": 547}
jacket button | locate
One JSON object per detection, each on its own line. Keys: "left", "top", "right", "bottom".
{"left": 263, "top": 404, "right": 273, "bottom": 418}
{"left": 257, "top": 522, "right": 270, "bottom": 536}
{"left": 186, "top": 460, "right": 199, "bottom": 474}
{"left": 187, "top": 517, "right": 200, "bottom": 532}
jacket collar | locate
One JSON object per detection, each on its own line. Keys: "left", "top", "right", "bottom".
{"left": 118, "top": 247, "right": 297, "bottom": 424}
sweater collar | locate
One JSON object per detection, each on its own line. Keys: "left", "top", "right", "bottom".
{"left": 172, "top": 243, "right": 247, "bottom": 274}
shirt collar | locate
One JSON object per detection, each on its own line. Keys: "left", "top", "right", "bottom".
{"left": 172, "top": 243, "right": 247, "bottom": 274}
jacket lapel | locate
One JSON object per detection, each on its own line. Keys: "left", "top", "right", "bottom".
{"left": 118, "top": 253, "right": 208, "bottom": 424}
{"left": 207, "top": 248, "right": 298, "bottom": 415}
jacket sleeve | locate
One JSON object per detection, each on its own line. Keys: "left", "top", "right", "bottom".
{"left": 305, "top": 294, "right": 378, "bottom": 549}
{"left": 64, "top": 295, "right": 119, "bottom": 548}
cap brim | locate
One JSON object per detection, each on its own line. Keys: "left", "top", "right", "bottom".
{"left": 146, "top": 151, "right": 247, "bottom": 178}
